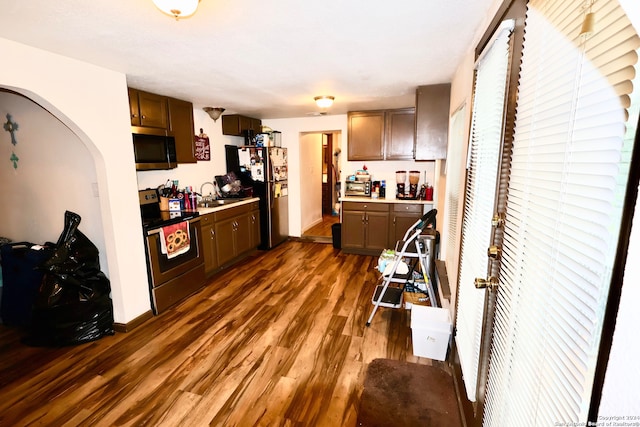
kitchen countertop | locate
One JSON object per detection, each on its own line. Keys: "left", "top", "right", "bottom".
{"left": 340, "top": 196, "right": 434, "bottom": 205}
{"left": 196, "top": 197, "right": 260, "bottom": 215}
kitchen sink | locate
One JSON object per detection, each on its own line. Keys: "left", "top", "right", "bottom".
{"left": 198, "top": 198, "right": 250, "bottom": 208}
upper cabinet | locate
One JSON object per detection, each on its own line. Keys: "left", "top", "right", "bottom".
{"left": 385, "top": 108, "right": 416, "bottom": 161}
{"left": 168, "top": 97, "right": 196, "bottom": 164}
{"left": 348, "top": 108, "right": 415, "bottom": 161}
{"left": 128, "top": 88, "right": 168, "bottom": 129}
{"left": 414, "top": 84, "right": 451, "bottom": 160}
{"left": 221, "top": 114, "right": 262, "bottom": 137}
{"left": 128, "top": 88, "right": 196, "bottom": 165}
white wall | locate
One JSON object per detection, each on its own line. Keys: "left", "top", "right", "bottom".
{"left": 0, "top": 91, "right": 105, "bottom": 269}
{"left": 0, "top": 37, "right": 150, "bottom": 323}
{"left": 299, "top": 132, "right": 324, "bottom": 232}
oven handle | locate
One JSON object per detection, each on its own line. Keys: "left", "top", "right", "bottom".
{"left": 146, "top": 217, "right": 201, "bottom": 236}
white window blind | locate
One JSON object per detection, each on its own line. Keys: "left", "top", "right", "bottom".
{"left": 455, "top": 20, "right": 514, "bottom": 402}
{"left": 484, "top": 0, "right": 640, "bottom": 424}
{"left": 443, "top": 103, "right": 467, "bottom": 271}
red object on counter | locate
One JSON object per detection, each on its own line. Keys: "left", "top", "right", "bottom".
{"left": 426, "top": 185, "right": 434, "bottom": 201}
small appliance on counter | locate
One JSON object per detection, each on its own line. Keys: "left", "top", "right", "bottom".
{"left": 345, "top": 180, "right": 371, "bottom": 197}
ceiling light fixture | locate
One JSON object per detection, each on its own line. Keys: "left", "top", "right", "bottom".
{"left": 314, "top": 96, "right": 335, "bottom": 109}
{"left": 152, "top": 0, "right": 200, "bottom": 20}
{"left": 203, "top": 107, "right": 225, "bottom": 122}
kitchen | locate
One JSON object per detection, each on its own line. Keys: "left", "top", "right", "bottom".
{"left": 1, "top": 0, "right": 640, "bottom": 425}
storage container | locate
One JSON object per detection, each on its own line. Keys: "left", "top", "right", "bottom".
{"left": 410, "top": 305, "right": 452, "bottom": 361}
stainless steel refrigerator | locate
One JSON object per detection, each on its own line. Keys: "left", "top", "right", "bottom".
{"left": 231, "top": 144, "right": 289, "bottom": 249}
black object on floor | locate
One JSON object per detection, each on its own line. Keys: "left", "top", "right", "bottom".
{"left": 357, "top": 358, "right": 461, "bottom": 427}
{"left": 23, "top": 211, "right": 114, "bottom": 347}
{"left": 0, "top": 242, "right": 54, "bottom": 326}
{"left": 332, "top": 223, "right": 341, "bottom": 249}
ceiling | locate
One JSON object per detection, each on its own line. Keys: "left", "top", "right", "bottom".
{"left": 0, "top": 0, "right": 495, "bottom": 119}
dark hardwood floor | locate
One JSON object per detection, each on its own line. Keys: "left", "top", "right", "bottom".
{"left": 0, "top": 240, "right": 450, "bottom": 426}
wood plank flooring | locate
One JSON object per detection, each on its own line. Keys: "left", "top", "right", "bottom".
{"left": 0, "top": 240, "right": 449, "bottom": 426}
{"left": 302, "top": 215, "right": 340, "bottom": 238}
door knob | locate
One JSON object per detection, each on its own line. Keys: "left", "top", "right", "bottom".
{"left": 474, "top": 276, "right": 498, "bottom": 290}
{"left": 487, "top": 246, "right": 501, "bottom": 259}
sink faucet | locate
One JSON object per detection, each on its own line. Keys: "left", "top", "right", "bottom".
{"left": 200, "top": 182, "right": 215, "bottom": 200}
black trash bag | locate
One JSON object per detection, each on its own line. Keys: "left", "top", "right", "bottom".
{"left": 40, "top": 211, "right": 100, "bottom": 274}
{"left": 23, "top": 211, "right": 115, "bottom": 347}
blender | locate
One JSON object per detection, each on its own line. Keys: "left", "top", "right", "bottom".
{"left": 409, "top": 170, "right": 420, "bottom": 199}
{"left": 396, "top": 170, "right": 406, "bottom": 199}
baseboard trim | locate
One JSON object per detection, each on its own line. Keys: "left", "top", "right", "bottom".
{"left": 113, "top": 310, "right": 154, "bottom": 333}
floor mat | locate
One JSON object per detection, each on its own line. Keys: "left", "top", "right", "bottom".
{"left": 357, "top": 358, "right": 461, "bottom": 427}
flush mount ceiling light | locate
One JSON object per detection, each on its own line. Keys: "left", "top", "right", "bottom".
{"left": 314, "top": 96, "right": 335, "bottom": 109}
{"left": 203, "top": 107, "right": 225, "bottom": 122}
{"left": 152, "top": 0, "right": 200, "bottom": 20}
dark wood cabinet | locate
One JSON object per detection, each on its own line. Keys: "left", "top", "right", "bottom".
{"left": 128, "top": 88, "right": 168, "bottom": 129}
{"left": 347, "top": 108, "right": 415, "bottom": 161}
{"left": 341, "top": 201, "right": 390, "bottom": 255}
{"left": 390, "top": 203, "right": 423, "bottom": 243}
{"left": 128, "top": 88, "right": 197, "bottom": 165}
{"left": 168, "top": 97, "right": 196, "bottom": 164}
{"left": 249, "top": 207, "right": 260, "bottom": 248}
{"left": 212, "top": 201, "right": 261, "bottom": 269}
{"left": 201, "top": 214, "right": 219, "bottom": 276}
{"left": 415, "top": 84, "right": 451, "bottom": 160}
{"left": 385, "top": 108, "right": 416, "bottom": 160}
{"left": 222, "top": 114, "right": 262, "bottom": 137}
{"left": 347, "top": 111, "right": 385, "bottom": 161}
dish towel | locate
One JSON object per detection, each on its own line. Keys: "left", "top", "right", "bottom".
{"left": 159, "top": 221, "right": 190, "bottom": 259}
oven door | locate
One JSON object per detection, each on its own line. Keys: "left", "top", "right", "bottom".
{"left": 145, "top": 218, "right": 204, "bottom": 287}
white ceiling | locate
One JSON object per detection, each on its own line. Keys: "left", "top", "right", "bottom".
{"left": 0, "top": 0, "right": 495, "bottom": 119}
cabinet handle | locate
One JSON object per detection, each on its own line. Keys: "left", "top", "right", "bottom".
{"left": 131, "top": 114, "right": 137, "bottom": 118}
{"left": 210, "top": 229, "right": 215, "bottom": 238}
{"left": 141, "top": 115, "right": 146, "bottom": 119}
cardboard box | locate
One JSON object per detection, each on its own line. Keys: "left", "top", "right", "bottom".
{"left": 410, "top": 305, "right": 452, "bottom": 361}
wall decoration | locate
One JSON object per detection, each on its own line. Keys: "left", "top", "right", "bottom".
{"left": 194, "top": 128, "right": 210, "bottom": 161}
{"left": 3, "top": 113, "right": 19, "bottom": 169}
{"left": 10, "top": 152, "right": 19, "bottom": 169}
{"left": 3, "top": 114, "right": 19, "bottom": 145}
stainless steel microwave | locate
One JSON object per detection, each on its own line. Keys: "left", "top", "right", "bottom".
{"left": 132, "top": 126, "right": 177, "bottom": 171}
{"left": 345, "top": 180, "right": 371, "bottom": 197}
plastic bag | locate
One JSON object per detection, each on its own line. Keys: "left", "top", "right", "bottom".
{"left": 24, "top": 211, "right": 114, "bottom": 347}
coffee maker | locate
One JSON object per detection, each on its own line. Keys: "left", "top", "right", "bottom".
{"left": 396, "top": 171, "right": 406, "bottom": 199}
{"left": 408, "top": 170, "right": 420, "bottom": 199}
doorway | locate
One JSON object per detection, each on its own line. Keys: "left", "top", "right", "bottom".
{"left": 301, "top": 131, "right": 341, "bottom": 241}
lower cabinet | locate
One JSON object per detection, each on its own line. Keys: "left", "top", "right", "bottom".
{"left": 390, "top": 203, "right": 423, "bottom": 243}
{"left": 201, "top": 213, "right": 219, "bottom": 276}
{"left": 342, "top": 201, "right": 429, "bottom": 255}
{"left": 341, "top": 202, "right": 390, "bottom": 255}
{"left": 202, "top": 200, "right": 260, "bottom": 276}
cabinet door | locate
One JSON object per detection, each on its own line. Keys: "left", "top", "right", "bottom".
{"left": 128, "top": 88, "right": 141, "bottom": 126}
{"left": 415, "top": 84, "right": 451, "bottom": 160}
{"left": 168, "top": 97, "right": 196, "bottom": 164}
{"left": 215, "top": 218, "right": 236, "bottom": 266}
{"left": 366, "top": 211, "right": 390, "bottom": 251}
{"left": 390, "top": 213, "right": 422, "bottom": 246}
{"left": 138, "top": 91, "right": 168, "bottom": 129}
{"left": 201, "top": 221, "right": 219, "bottom": 275}
{"left": 385, "top": 108, "right": 415, "bottom": 160}
{"left": 250, "top": 209, "right": 261, "bottom": 248}
{"left": 235, "top": 213, "right": 253, "bottom": 255}
{"left": 342, "top": 210, "right": 366, "bottom": 249}
{"left": 347, "top": 111, "right": 385, "bottom": 161}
